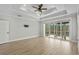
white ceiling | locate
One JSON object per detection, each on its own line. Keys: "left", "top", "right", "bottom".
{"left": 0, "top": 4, "right": 78, "bottom": 21}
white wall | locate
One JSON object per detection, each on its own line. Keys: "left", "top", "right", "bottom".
{"left": 70, "top": 14, "right": 77, "bottom": 41}
{"left": 0, "top": 14, "right": 40, "bottom": 43}
{"left": 0, "top": 4, "right": 40, "bottom": 43}
{"left": 1, "top": 16, "right": 40, "bottom": 41}
{"left": 9, "top": 16, "right": 40, "bottom": 42}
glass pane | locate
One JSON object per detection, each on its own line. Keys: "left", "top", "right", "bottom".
{"left": 54, "top": 24, "right": 57, "bottom": 37}
{"left": 62, "top": 22, "right": 69, "bottom": 40}
{"left": 62, "top": 23, "right": 66, "bottom": 40}
{"left": 45, "top": 24, "right": 49, "bottom": 36}
{"left": 50, "top": 24, "right": 54, "bottom": 37}
{"left": 65, "top": 22, "right": 69, "bottom": 40}
{"left": 56, "top": 23, "right": 60, "bottom": 36}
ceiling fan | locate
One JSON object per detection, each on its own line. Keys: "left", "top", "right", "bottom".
{"left": 32, "top": 4, "right": 47, "bottom": 13}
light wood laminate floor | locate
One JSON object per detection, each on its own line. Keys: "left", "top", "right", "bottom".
{"left": 0, "top": 37, "right": 78, "bottom": 55}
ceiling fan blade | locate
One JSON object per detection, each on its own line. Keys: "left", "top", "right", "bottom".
{"left": 41, "top": 8, "right": 47, "bottom": 10}
{"left": 32, "top": 6, "right": 38, "bottom": 9}
{"left": 38, "top": 4, "right": 43, "bottom": 8}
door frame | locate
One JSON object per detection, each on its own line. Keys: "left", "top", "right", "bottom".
{"left": 0, "top": 20, "right": 10, "bottom": 44}
{"left": 43, "top": 18, "right": 71, "bottom": 41}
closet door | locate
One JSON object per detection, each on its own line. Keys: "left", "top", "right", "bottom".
{"left": 0, "top": 21, "right": 9, "bottom": 44}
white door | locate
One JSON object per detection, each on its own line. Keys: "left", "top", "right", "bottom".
{"left": 0, "top": 21, "right": 9, "bottom": 44}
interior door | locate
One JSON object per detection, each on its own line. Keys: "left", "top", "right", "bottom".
{"left": 0, "top": 21, "right": 9, "bottom": 44}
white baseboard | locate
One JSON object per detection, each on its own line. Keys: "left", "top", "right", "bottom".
{"left": 0, "top": 35, "right": 39, "bottom": 44}
{"left": 16, "top": 35, "right": 39, "bottom": 40}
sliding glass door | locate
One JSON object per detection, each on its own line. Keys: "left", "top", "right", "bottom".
{"left": 44, "top": 21, "right": 69, "bottom": 40}
{"left": 50, "top": 23, "right": 61, "bottom": 39}
{"left": 50, "top": 24, "right": 54, "bottom": 37}
{"left": 56, "top": 23, "right": 61, "bottom": 39}
{"left": 45, "top": 24, "right": 49, "bottom": 36}
{"left": 65, "top": 22, "right": 69, "bottom": 40}
{"left": 62, "top": 22, "right": 69, "bottom": 40}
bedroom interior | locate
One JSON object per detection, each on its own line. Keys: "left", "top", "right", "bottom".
{"left": 0, "top": 4, "right": 79, "bottom": 55}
